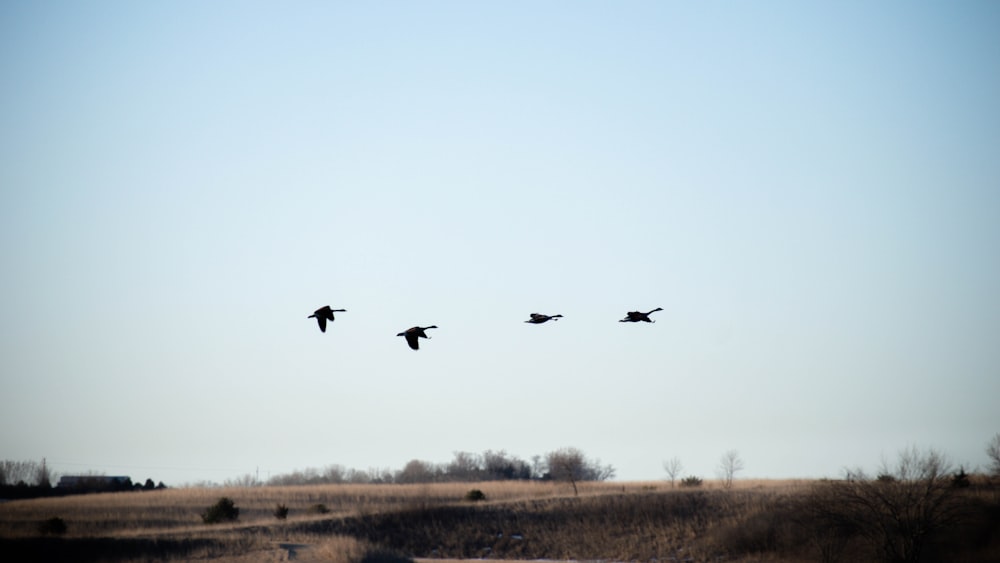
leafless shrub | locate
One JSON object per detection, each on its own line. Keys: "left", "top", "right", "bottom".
{"left": 803, "top": 447, "right": 965, "bottom": 562}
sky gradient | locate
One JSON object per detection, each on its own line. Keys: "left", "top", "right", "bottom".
{"left": 2, "top": 1, "right": 998, "bottom": 486}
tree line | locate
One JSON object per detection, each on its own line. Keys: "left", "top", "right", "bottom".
{"left": 259, "top": 447, "right": 614, "bottom": 491}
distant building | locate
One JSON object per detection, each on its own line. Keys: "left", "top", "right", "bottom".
{"left": 57, "top": 475, "right": 132, "bottom": 489}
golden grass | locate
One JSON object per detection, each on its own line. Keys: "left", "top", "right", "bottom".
{"left": 2, "top": 479, "right": 995, "bottom": 562}
{"left": 0, "top": 479, "right": 812, "bottom": 539}
{"left": 0, "top": 480, "right": 559, "bottom": 538}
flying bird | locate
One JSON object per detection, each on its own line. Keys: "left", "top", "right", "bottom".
{"left": 397, "top": 325, "right": 438, "bottom": 350}
{"left": 525, "top": 313, "right": 563, "bottom": 324}
{"left": 619, "top": 308, "right": 663, "bottom": 323}
{"left": 308, "top": 306, "right": 346, "bottom": 333}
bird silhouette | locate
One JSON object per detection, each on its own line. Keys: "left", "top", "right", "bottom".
{"left": 397, "top": 325, "right": 438, "bottom": 350}
{"left": 525, "top": 313, "right": 563, "bottom": 324}
{"left": 619, "top": 308, "right": 663, "bottom": 323}
{"left": 308, "top": 306, "right": 346, "bottom": 332}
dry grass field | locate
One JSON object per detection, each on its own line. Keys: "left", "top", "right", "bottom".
{"left": 1, "top": 478, "right": 998, "bottom": 562}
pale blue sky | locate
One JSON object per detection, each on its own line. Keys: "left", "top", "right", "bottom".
{"left": 2, "top": 1, "right": 998, "bottom": 485}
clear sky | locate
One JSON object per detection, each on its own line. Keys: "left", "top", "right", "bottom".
{"left": 2, "top": 1, "right": 998, "bottom": 486}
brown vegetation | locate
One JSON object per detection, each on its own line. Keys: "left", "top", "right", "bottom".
{"left": 1, "top": 478, "right": 997, "bottom": 562}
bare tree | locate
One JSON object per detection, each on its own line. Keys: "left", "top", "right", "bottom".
{"left": 589, "top": 458, "right": 616, "bottom": 481}
{"left": 805, "top": 446, "right": 963, "bottom": 563}
{"left": 224, "top": 473, "right": 260, "bottom": 487}
{"left": 395, "top": 459, "right": 439, "bottom": 483}
{"left": 345, "top": 468, "right": 372, "bottom": 484}
{"left": 986, "top": 433, "right": 1000, "bottom": 476}
{"left": 321, "top": 464, "right": 348, "bottom": 484}
{"left": 0, "top": 460, "right": 39, "bottom": 486}
{"left": 447, "top": 451, "right": 482, "bottom": 482}
{"left": 482, "top": 450, "right": 532, "bottom": 480}
{"left": 544, "top": 447, "right": 614, "bottom": 495}
{"left": 531, "top": 455, "right": 544, "bottom": 479}
{"left": 663, "top": 457, "right": 683, "bottom": 488}
{"left": 36, "top": 458, "right": 52, "bottom": 488}
{"left": 0, "top": 460, "right": 56, "bottom": 487}
{"left": 546, "top": 447, "right": 586, "bottom": 496}
{"left": 718, "top": 449, "right": 744, "bottom": 489}
{"left": 366, "top": 467, "right": 395, "bottom": 484}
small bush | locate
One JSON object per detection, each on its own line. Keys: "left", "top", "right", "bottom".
{"left": 464, "top": 489, "right": 486, "bottom": 501}
{"left": 680, "top": 476, "right": 703, "bottom": 488}
{"left": 307, "top": 503, "right": 330, "bottom": 514}
{"left": 201, "top": 497, "right": 239, "bottom": 524}
{"left": 274, "top": 503, "right": 289, "bottom": 519}
{"left": 876, "top": 473, "right": 897, "bottom": 483}
{"left": 38, "top": 517, "right": 67, "bottom": 535}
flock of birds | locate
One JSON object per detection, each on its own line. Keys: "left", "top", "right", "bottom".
{"left": 307, "top": 305, "right": 664, "bottom": 350}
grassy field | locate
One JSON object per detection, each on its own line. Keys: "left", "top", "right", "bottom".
{"left": 1, "top": 478, "right": 998, "bottom": 562}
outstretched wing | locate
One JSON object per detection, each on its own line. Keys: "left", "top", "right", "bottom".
{"left": 405, "top": 333, "right": 420, "bottom": 350}
{"left": 316, "top": 316, "right": 328, "bottom": 332}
